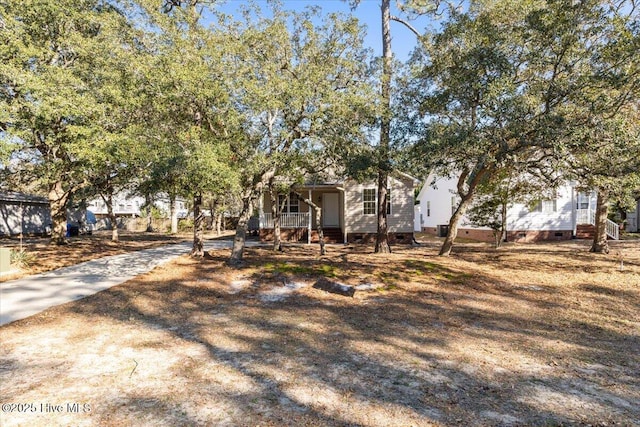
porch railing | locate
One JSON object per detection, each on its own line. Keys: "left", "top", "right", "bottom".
{"left": 576, "top": 209, "right": 619, "bottom": 240}
{"left": 260, "top": 212, "right": 310, "bottom": 229}
{"left": 576, "top": 208, "right": 594, "bottom": 226}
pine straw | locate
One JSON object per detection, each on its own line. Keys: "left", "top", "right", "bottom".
{"left": 1, "top": 239, "right": 638, "bottom": 426}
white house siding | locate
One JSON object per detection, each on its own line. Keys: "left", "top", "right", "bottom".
{"left": 417, "top": 175, "right": 578, "bottom": 242}
{"left": 506, "top": 186, "right": 574, "bottom": 231}
{"left": 416, "top": 175, "right": 469, "bottom": 236}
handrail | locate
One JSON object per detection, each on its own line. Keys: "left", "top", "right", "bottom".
{"left": 606, "top": 218, "right": 619, "bottom": 240}
{"left": 576, "top": 209, "right": 619, "bottom": 240}
{"left": 260, "top": 213, "right": 310, "bottom": 229}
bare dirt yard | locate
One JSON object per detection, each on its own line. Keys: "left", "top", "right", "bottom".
{"left": 1, "top": 237, "right": 639, "bottom": 426}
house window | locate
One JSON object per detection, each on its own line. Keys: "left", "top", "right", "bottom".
{"left": 542, "top": 199, "right": 557, "bottom": 213}
{"left": 362, "top": 189, "right": 391, "bottom": 215}
{"left": 427, "top": 201, "right": 431, "bottom": 217}
{"left": 577, "top": 192, "right": 589, "bottom": 209}
{"left": 289, "top": 193, "right": 299, "bottom": 213}
{"left": 363, "top": 189, "right": 376, "bottom": 215}
{"left": 277, "top": 193, "right": 300, "bottom": 213}
{"left": 532, "top": 199, "right": 557, "bottom": 213}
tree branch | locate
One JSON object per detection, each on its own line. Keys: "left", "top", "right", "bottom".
{"left": 390, "top": 15, "right": 421, "bottom": 39}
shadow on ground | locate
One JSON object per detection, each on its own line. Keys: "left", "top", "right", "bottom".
{"left": 2, "top": 242, "right": 639, "bottom": 426}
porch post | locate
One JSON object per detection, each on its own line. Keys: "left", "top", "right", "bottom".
{"left": 308, "top": 189, "right": 312, "bottom": 244}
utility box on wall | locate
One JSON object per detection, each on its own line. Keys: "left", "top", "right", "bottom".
{"left": 0, "top": 247, "right": 11, "bottom": 273}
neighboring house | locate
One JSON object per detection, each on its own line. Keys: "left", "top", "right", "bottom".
{"left": 87, "top": 192, "right": 189, "bottom": 219}
{"left": 258, "top": 173, "right": 420, "bottom": 244}
{"left": 0, "top": 192, "right": 51, "bottom": 236}
{"left": 416, "top": 175, "right": 621, "bottom": 242}
{"left": 624, "top": 198, "right": 640, "bottom": 233}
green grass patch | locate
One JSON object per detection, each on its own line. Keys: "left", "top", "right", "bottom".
{"left": 403, "top": 259, "right": 443, "bottom": 273}
{"left": 263, "top": 262, "right": 337, "bottom": 277}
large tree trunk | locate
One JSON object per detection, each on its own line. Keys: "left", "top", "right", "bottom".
{"left": 269, "top": 183, "right": 282, "bottom": 252}
{"left": 216, "top": 212, "right": 223, "bottom": 235}
{"left": 170, "top": 194, "right": 178, "bottom": 234}
{"left": 375, "top": 172, "right": 391, "bottom": 253}
{"left": 497, "top": 201, "right": 507, "bottom": 249}
{"left": 439, "top": 194, "right": 474, "bottom": 256}
{"left": 590, "top": 190, "right": 610, "bottom": 254}
{"left": 229, "top": 170, "right": 276, "bottom": 265}
{"left": 208, "top": 199, "right": 220, "bottom": 235}
{"left": 144, "top": 194, "right": 154, "bottom": 232}
{"left": 295, "top": 191, "right": 325, "bottom": 256}
{"left": 48, "top": 180, "right": 70, "bottom": 245}
{"left": 191, "top": 193, "right": 204, "bottom": 257}
{"left": 375, "top": 0, "right": 392, "bottom": 254}
{"left": 314, "top": 206, "right": 325, "bottom": 256}
{"left": 439, "top": 166, "right": 489, "bottom": 256}
{"left": 101, "top": 189, "right": 118, "bottom": 242}
{"left": 229, "top": 195, "right": 253, "bottom": 265}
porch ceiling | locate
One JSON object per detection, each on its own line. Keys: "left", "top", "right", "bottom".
{"left": 295, "top": 183, "right": 344, "bottom": 191}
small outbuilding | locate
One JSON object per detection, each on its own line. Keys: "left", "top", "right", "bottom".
{"left": 0, "top": 192, "right": 51, "bottom": 236}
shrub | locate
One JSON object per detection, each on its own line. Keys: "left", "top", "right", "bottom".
{"left": 10, "top": 249, "right": 35, "bottom": 269}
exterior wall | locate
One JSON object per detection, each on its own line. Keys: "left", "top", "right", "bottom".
{"left": 507, "top": 230, "right": 573, "bottom": 242}
{"left": 416, "top": 175, "right": 461, "bottom": 232}
{"left": 505, "top": 185, "right": 575, "bottom": 232}
{"left": 414, "top": 205, "right": 422, "bottom": 232}
{"left": 346, "top": 232, "right": 413, "bottom": 244}
{"left": 417, "top": 174, "right": 581, "bottom": 242}
{"left": 457, "top": 228, "right": 495, "bottom": 242}
{"left": 344, "top": 176, "right": 415, "bottom": 236}
{"left": 627, "top": 200, "right": 639, "bottom": 232}
{"left": 0, "top": 201, "right": 51, "bottom": 236}
{"left": 259, "top": 175, "right": 416, "bottom": 243}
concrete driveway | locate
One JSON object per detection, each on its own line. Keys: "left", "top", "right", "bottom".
{"left": 0, "top": 239, "right": 253, "bottom": 326}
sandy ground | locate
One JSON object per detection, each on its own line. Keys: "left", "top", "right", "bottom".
{"left": 0, "top": 237, "right": 639, "bottom": 426}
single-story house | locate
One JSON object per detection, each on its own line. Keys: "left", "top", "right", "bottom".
{"left": 416, "top": 175, "right": 621, "bottom": 242}
{"left": 0, "top": 192, "right": 51, "bottom": 236}
{"left": 258, "top": 173, "right": 420, "bottom": 244}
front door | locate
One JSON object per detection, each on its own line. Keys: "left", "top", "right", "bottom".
{"left": 323, "top": 193, "right": 340, "bottom": 227}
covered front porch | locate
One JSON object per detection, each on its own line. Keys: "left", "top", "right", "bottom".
{"left": 258, "top": 186, "right": 345, "bottom": 244}
{"left": 576, "top": 208, "right": 619, "bottom": 240}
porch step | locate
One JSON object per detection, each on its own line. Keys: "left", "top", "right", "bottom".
{"left": 311, "top": 228, "right": 343, "bottom": 244}
{"left": 576, "top": 224, "right": 595, "bottom": 239}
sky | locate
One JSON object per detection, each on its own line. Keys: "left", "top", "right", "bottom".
{"left": 215, "top": 0, "right": 435, "bottom": 61}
